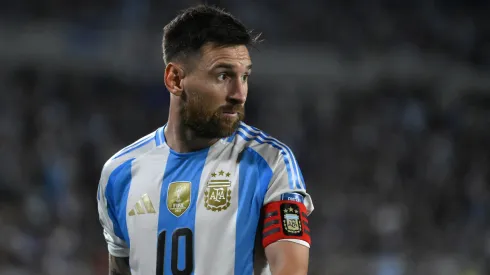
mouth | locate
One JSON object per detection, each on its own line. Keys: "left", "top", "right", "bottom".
{"left": 221, "top": 106, "right": 242, "bottom": 117}
{"left": 222, "top": 111, "right": 238, "bottom": 118}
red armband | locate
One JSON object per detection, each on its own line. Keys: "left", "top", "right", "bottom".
{"left": 262, "top": 200, "right": 311, "bottom": 248}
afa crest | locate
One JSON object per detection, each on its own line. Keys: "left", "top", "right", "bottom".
{"left": 280, "top": 203, "right": 303, "bottom": 236}
{"left": 167, "top": 181, "right": 191, "bottom": 217}
{"left": 204, "top": 170, "right": 232, "bottom": 212}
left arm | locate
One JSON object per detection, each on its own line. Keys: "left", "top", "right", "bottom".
{"left": 265, "top": 241, "right": 309, "bottom": 275}
{"left": 258, "top": 145, "right": 314, "bottom": 275}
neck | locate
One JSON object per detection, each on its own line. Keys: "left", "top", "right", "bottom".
{"left": 164, "top": 116, "right": 219, "bottom": 154}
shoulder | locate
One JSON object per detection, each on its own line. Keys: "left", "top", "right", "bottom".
{"left": 231, "top": 122, "right": 299, "bottom": 169}
{"left": 230, "top": 122, "right": 306, "bottom": 191}
{"left": 100, "top": 127, "right": 162, "bottom": 185}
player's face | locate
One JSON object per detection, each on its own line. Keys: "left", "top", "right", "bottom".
{"left": 181, "top": 43, "right": 251, "bottom": 139}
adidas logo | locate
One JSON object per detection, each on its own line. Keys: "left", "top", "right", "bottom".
{"left": 128, "top": 193, "right": 156, "bottom": 216}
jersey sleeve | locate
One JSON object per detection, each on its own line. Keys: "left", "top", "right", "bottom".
{"left": 261, "top": 147, "right": 314, "bottom": 248}
{"left": 97, "top": 162, "right": 130, "bottom": 258}
{"left": 263, "top": 149, "right": 313, "bottom": 212}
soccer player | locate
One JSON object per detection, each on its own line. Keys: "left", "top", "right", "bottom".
{"left": 97, "top": 5, "right": 313, "bottom": 275}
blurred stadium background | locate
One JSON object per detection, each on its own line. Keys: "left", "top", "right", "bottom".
{"left": 1, "top": 0, "right": 490, "bottom": 274}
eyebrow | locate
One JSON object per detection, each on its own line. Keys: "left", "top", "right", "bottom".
{"left": 212, "top": 63, "right": 253, "bottom": 70}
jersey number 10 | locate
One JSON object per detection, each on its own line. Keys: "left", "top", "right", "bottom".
{"left": 156, "top": 228, "right": 193, "bottom": 275}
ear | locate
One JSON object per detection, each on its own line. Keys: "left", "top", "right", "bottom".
{"left": 164, "top": 62, "right": 185, "bottom": 96}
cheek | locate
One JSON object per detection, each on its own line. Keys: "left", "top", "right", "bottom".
{"left": 186, "top": 79, "right": 227, "bottom": 107}
{"left": 188, "top": 91, "right": 218, "bottom": 114}
{"left": 243, "top": 83, "right": 249, "bottom": 97}
{"left": 201, "top": 84, "right": 227, "bottom": 103}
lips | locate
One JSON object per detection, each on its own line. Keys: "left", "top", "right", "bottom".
{"left": 221, "top": 106, "right": 243, "bottom": 114}
{"left": 222, "top": 110, "right": 238, "bottom": 114}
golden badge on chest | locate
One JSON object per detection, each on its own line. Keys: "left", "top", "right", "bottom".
{"left": 167, "top": 181, "right": 191, "bottom": 217}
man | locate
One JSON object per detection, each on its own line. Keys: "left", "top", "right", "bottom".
{"left": 97, "top": 5, "right": 313, "bottom": 275}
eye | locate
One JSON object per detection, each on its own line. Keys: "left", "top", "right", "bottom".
{"left": 217, "top": 73, "right": 227, "bottom": 81}
{"left": 242, "top": 74, "right": 249, "bottom": 82}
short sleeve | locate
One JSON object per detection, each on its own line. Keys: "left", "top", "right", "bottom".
{"left": 263, "top": 149, "right": 314, "bottom": 215}
{"left": 260, "top": 147, "right": 313, "bottom": 248}
{"left": 97, "top": 162, "right": 130, "bottom": 258}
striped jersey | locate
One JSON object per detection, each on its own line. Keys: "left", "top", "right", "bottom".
{"left": 97, "top": 122, "right": 314, "bottom": 275}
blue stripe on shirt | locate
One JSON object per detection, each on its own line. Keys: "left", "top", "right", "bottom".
{"left": 157, "top": 149, "right": 209, "bottom": 275}
{"left": 239, "top": 124, "right": 304, "bottom": 189}
{"left": 235, "top": 147, "right": 273, "bottom": 275}
{"left": 236, "top": 129, "right": 295, "bottom": 190}
{"left": 105, "top": 158, "right": 134, "bottom": 245}
{"left": 113, "top": 135, "right": 155, "bottom": 159}
{"left": 155, "top": 126, "right": 165, "bottom": 146}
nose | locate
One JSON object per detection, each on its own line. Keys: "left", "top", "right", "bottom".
{"left": 227, "top": 79, "right": 247, "bottom": 105}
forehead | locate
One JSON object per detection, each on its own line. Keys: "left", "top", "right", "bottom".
{"left": 199, "top": 44, "right": 251, "bottom": 69}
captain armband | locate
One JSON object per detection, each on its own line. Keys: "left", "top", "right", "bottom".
{"left": 262, "top": 198, "right": 311, "bottom": 248}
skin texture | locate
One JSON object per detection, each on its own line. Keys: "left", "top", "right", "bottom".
{"left": 265, "top": 241, "right": 309, "bottom": 275}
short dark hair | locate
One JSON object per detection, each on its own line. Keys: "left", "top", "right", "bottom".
{"left": 162, "top": 5, "right": 260, "bottom": 65}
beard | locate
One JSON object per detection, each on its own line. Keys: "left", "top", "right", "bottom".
{"left": 180, "top": 89, "right": 245, "bottom": 139}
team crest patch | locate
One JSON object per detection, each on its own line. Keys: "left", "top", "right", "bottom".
{"left": 167, "top": 181, "right": 191, "bottom": 217}
{"left": 280, "top": 203, "right": 303, "bottom": 236}
{"left": 204, "top": 170, "right": 232, "bottom": 212}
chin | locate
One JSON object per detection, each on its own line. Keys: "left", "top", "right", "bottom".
{"left": 190, "top": 113, "right": 243, "bottom": 139}
{"left": 217, "top": 120, "right": 241, "bottom": 137}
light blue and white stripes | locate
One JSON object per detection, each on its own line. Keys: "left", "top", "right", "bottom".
{"left": 155, "top": 126, "right": 165, "bottom": 146}
{"left": 236, "top": 123, "right": 305, "bottom": 190}
{"left": 113, "top": 132, "right": 156, "bottom": 159}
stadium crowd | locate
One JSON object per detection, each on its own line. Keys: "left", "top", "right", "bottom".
{"left": 2, "top": 0, "right": 489, "bottom": 69}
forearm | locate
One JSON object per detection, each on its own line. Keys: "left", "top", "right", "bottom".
{"left": 266, "top": 242, "right": 309, "bottom": 275}
{"left": 109, "top": 254, "right": 131, "bottom": 275}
